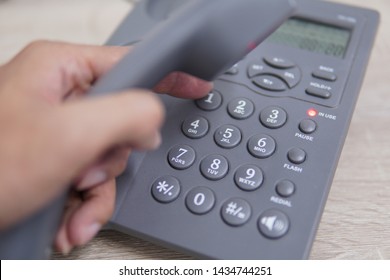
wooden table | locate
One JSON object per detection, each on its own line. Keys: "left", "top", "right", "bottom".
{"left": 1, "top": 0, "right": 389, "bottom": 259}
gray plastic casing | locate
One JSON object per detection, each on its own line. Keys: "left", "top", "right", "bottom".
{"left": 106, "top": 0, "right": 379, "bottom": 259}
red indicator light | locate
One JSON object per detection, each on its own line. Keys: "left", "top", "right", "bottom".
{"left": 307, "top": 108, "right": 318, "bottom": 117}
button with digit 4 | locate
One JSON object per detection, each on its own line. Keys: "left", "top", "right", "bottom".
{"left": 182, "top": 115, "right": 209, "bottom": 139}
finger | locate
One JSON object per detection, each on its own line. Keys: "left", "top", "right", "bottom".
{"left": 154, "top": 72, "right": 213, "bottom": 99}
{"left": 1, "top": 40, "right": 130, "bottom": 102}
{"left": 76, "top": 147, "right": 131, "bottom": 190}
{"left": 66, "top": 180, "right": 116, "bottom": 247}
{"left": 51, "top": 90, "right": 164, "bottom": 184}
{"left": 55, "top": 190, "right": 83, "bottom": 255}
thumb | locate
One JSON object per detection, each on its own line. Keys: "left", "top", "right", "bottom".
{"left": 55, "top": 89, "right": 164, "bottom": 179}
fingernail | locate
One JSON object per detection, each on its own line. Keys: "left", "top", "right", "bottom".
{"left": 150, "top": 132, "right": 162, "bottom": 149}
{"left": 79, "top": 223, "right": 101, "bottom": 245}
{"left": 142, "top": 132, "right": 161, "bottom": 150}
{"left": 78, "top": 169, "right": 107, "bottom": 190}
{"left": 59, "top": 239, "right": 73, "bottom": 256}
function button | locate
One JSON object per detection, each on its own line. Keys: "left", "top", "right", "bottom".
{"left": 305, "top": 86, "right": 332, "bottom": 99}
{"left": 214, "top": 125, "right": 242, "bottom": 149}
{"left": 182, "top": 115, "right": 209, "bottom": 139}
{"left": 221, "top": 198, "right": 251, "bottom": 226}
{"left": 287, "top": 147, "right": 306, "bottom": 164}
{"left": 247, "top": 61, "right": 267, "bottom": 78}
{"left": 196, "top": 90, "right": 223, "bottom": 111}
{"left": 264, "top": 56, "right": 295, "bottom": 69}
{"left": 312, "top": 70, "right": 337, "bottom": 82}
{"left": 276, "top": 180, "right": 295, "bottom": 197}
{"left": 227, "top": 97, "right": 255, "bottom": 120}
{"left": 200, "top": 154, "right": 229, "bottom": 180}
{"left": 248, "top": 134, "right": 276, "bottom": 159}
{"left": 185, "top": 187, "right": 215, "bottom": 215}
{"left": 277, "top": 67, "right": 301, "bottom": 88}
{"left": 151, "top": 176, "right": 181, "bottom": 203}
{"left": 299, "top": 119, "right": 317, "bottom": 134}
{"left": 234, "top": 164, "right": 263, "bottom": 191}
{"left": 260, "top": 106, "right": 287, "bottom": 129}
{"left": 168, "top": 144, "right": 196, "bottom": 170}
{"left": 225, "top": 64, "right": 239, "bottom": 75}
{"left": 252, "top": 75, "right": 287, "bottom": 91}
{"left": 258, "top": 209, "right": 289, "bottom": 239}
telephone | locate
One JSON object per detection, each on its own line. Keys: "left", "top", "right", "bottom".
{"left": 106, "top": 0, "right": 379, "bottom": 259}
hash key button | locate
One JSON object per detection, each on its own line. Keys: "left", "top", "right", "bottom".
{"left": 221, "top": 198, "right": 251, "bottom": 226}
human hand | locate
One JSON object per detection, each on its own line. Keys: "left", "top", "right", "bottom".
{"left": 0, "top": 41, "right": 212, "bottom": 254}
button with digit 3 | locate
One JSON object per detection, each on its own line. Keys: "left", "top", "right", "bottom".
{"left": 260, "top": 106, "right": 287, "bottom": 128}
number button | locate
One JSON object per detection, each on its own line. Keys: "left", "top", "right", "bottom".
{"left": 234, "top": 165, "right": 263, "bottom": 191}
{"left": 182, "top": 115, "right": 209, "bottom": 139}
{"left": 185, "top": 187, "right": 215, "bottom": 215}
{"left": 260, "top": 106, "right": 287, "bottom": 129}
{"left": 168, "top": 144, "right": 196, "bottom": 170}
{"left": 196, "top": 90, "right": 222, "bottom": 111}
{"left": 227, "top": 98, "right": 255, "bottom": 120}
{"left": 151, "top": 176, "right": 181, "bottom": 203}
{"left": 248, "top": 134, "right": 276, "bottom": 158}
{"left": 200, "top": 154, "right": 229, "bottom": 180}
{"left": 221, "top": 198, "right": 251, "bottom": 226}
{"left": 214, "top": 125, "right": 242, "bottom": 149}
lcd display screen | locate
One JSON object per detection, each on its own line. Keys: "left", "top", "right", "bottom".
{"left": 267, "top": 18, "right": 351, "bottom": 58}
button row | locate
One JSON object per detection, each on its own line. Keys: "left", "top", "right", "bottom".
{"left": 151, "top": 176, "right": 290, "bottom": 238}
{"left": 168, "top": 145, "right": 304, "bottom": 186}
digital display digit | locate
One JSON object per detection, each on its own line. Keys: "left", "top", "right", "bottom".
{"left": 267, "top": 18, "right": 351, "bottom": 58}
